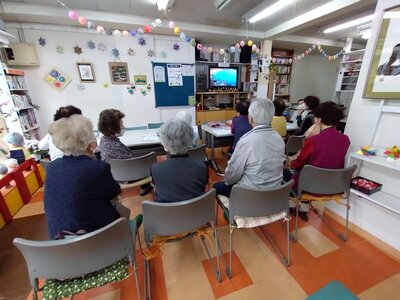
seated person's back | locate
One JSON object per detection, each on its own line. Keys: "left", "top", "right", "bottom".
{"left": 231, "top": 100, "right": 252, "bottom": 151}
{"left": 271, "top": 99, "right": 287, "bottom": 137}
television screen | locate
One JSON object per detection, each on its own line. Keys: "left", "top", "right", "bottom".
{"left": 209, "top": 67, "right": 238, "bottom": 88}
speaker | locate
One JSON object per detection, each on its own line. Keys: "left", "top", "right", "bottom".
{"left": 240, "top": 45, "right": 252, "bottom": 63}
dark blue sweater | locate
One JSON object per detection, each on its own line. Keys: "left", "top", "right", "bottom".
{"left": 44, "top": 155, "right": 121, "bottom": 239}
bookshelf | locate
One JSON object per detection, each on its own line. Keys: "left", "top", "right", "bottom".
{"left": 0, "top": 67, "right": 40, "bottom": 140}
{"left": 272, "top": 48, "right": 294, "bottom": 103}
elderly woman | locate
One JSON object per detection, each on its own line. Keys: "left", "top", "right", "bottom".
{"left": 98, "top": 109, "right": 152, "bottom": 196}
{"left": 176, "top": 110, "right": 200, "bottom": 147}
{"left": 214, "top": 98, "right": 285, "bottom": 197}
{"left": 151, "top": 118, "right": 208, "bottom": 202}
{"left": 44, "top": 115, "right": 121, "bottom": 239}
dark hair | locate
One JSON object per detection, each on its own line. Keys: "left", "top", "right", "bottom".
{"left": 98, "top": 109, "right": 125, "bottom": 136}
{"left": 273, "top": 100, "right": 286, "bottom": 116}
{"left": 304, "top": 95, "right": 320, "bottom": 111}
{"left": 313, "top": 101, "right": 344, "bottom": 126}
{"left": 236, "top": 101, "right": 250, "bottom": 115}
{"left": 53, "top": 105, "right": 82, "bottom": 121}
{"left": 297, "top": 98, "right": 304, "bottom": 104}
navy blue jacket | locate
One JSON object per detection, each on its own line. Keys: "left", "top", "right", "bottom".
{"left": 44, "top": 155, "right": 121, "bottom": 239}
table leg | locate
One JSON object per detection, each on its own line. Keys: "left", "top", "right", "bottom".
{"left": 210, "top": 134, "right": 222, "bottom": 173}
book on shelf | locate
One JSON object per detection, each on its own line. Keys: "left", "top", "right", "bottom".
{"left": 6, "top": 75, "right": 26, "bottom": 90}
{"left": 12, "top": 94, "right": 32, "bottom": 109}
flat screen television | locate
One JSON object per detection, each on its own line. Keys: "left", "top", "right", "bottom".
{"left": 209, "top": 67, "right": 238, "bottom": 89}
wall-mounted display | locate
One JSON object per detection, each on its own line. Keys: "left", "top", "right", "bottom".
{"left": 134, "top": 75, "right": 147, "bottom": 85}
{"left": 77, "top": 63, "right": 95, "bottom": 82}
{"left": 43, "top": 66, "right": 71, "bottom": 92}
{"left": 108, "top": 62, "right": 130, "bottom": 84}
{"left": 364, "top": 5, "right": 400, "bottom": 99}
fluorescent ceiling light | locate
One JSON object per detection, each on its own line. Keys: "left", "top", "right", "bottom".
{"left": 384, "top": 11, "right": 400, "bottom": 19}
{"left": 361, "top": 31, "right": 371, "bottom": 39}
{"left": 323, "top": 14, "right": 374, "bottom": 33}
{"left": 157, "top": 0, "right": 169, "bottom": 11}
{"left": 249, "top": 0, "right": 294, "bottom": 23}
{"left": 213, "top": 0, "right": 232, "bottom": 11}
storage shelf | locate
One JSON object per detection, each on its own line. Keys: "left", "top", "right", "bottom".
{"left": 339, "top": 90, "right": 355, "bottom": 92}
{"left": 22, "top": 125, "right": 39, "bottom": 133}
{"left": 342, "top": 59, "right": 363, "bottom": 63}
{"left": 350, "top": 152, "right": 400, "bottom": 172}
{"left": 10, "top": 89, "right": 28, "bottom": 92}
{"left": 350, "top": 189, "right": 400, "bottom": 215}
{"left": 17, "top": 107, "right": 34, "bottom": 111}
{"left": 276, "top": 73, "right": 290, "bottom": 75}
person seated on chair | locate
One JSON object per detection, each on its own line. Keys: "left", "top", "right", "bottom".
{"left": 151, "top": 118, "right": 208, "bottom": 203}
{"left": 271, "top": 99, "right": 287, "bottom": 137}
{"left": 98, "top": 109, "right": 152, "bottom": 196}
{"left": 294, "top": 95, "right": 320, "bottom": 136}
{"left": 283, "top": 101, "right": 350, "bottom": 221}
{"left": 228, "top": 100, "right": 253, "bottom": 156}
{"left": 4, "top": 132, "right": 30, "bottom": 165}
{"left": 290, "top": 98, "right": 306, "bottom": 123}
{"left": 176, "top": 110, "right": 200, "bottom": 147}
{"left": 214, "top": 98, "right": 285, "bottom": 198}
{"left": 38, "top": 105, "right": 82, "bottom": 161}
{"left": 44, "top": 115, "right": 122, "bottom": 240}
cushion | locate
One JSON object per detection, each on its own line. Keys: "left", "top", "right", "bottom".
{"left": 218, "top": 195, "right": 287, "bottom": 228}
{"left": 41, "top": 258, "right": 129, "bottom": 300}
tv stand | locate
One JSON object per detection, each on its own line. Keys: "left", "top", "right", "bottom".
{"left": 195, "top": 91, "right": 251, "bottom": 125}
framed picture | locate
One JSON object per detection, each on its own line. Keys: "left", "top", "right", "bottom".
{"left": 108, "top": 62, "right": 130, "bottom": 84}
{"left": 43, "top": 66, "right": 72, "bottom": 92}
{"left": 364, "top": 6, "right": 400, "bottom": 99}
{"left": 77, "top": 63, "right": 95, "bottom": 82}
{"left": 134, "top": 75, "right": 147, "bottom": 85}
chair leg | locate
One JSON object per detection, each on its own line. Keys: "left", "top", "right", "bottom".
{"left": 293, "top": 203, "right": 299, "bottom": 242}
{"left": 287, "top": 212, "right": 291, "bottom": 266}
{"left": 259, "top": 226, "right": 290, "bottom": 267}
{"left": 229, "top": 224, "right": 233, "bottom": 278}
{"left": 133, "top": 260, "right": 142, "bottom": 300}
{"left": 200, "top": 234, "right": 221, "bottom": 282}
{"left": 144, "top": 258, "right": 151, "bottom": 300}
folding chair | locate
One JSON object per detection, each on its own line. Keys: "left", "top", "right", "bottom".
{"left": 142, "top": 189, "right": 222, "bottom": 300}
{"left": 285, "top": 135, "right": 305, "bottom": 159}
{"left": 147, "top": 123, "right": 164, "bottom": 129}
{"left": 217, "top": 180, "right": 294, "bottom": 276}
{"left": 14, "top": 218, "right": 141, "bottom": 300}
{"left": 293, "top": 165, "right": 357, "bottom": 242}
{"left": 188, "top": 144, "right": 207, "bottom": 162}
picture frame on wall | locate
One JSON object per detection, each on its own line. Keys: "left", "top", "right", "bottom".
{"left": 108, "top": 62, "right": 130, "bottom": 84}
{"left": 77, "top": 63, "right": 95, "bottom": 82}
{"left": 134, "top": 75, "right": 147, "bottom": 85}
{"left": 364, "top": 5, "right": 400, "bottom": 99}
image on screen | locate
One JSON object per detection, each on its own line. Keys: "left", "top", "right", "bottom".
{"left": 209, "top": 68, "right": 238, "bottom": 88}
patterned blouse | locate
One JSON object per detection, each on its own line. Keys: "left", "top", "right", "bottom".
{"left": 99, "top": 135, "right": 134, "bottom": 161}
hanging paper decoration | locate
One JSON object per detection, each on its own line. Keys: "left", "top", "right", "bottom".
{"left": 247, "top": 40, "right": 253, "bottom": 47}
{"left": 147, "top": 49, "right": 155, "bottom": 57}
{"left": 155, "top": 19, "right": 162, "bottom": 26}
{"left": 173, "top": 27, "right": 181, "bottom": 34}
{"left": 147, "top": 84, "right": 152, "bottom": 92}
{"left": 127, "top": 48, "right": 136, "bottom": 56}
{"left": 77, "top": 83, "right": 86, "bottom": 91}
{"left": 180, "top": 32, "right": 186, "bottom": 39}
{"left": 173, "top": 43, "right": 180, "bottom": 51}
{"left": 140, "top": 88, "right": 147, "bottom": 96}
{"left": 144, "top": 25, "right": 152, "bottom": 33}
{"left": 97, "top": 26, "right": 105, "bottom": 33}
{"left": 78, "top": 16, "right": 87, "bottom": 25}
{"left": 130, "top": 29, "right": 137, "bottom": 37}
{"left": 137, "top": 28, "right": 144, "bottom": 35}
{"left": 97, "top": 42, "right": 107, "bottom": 51}
{"left": 219, "top": 48, "right": 225, "bottom": 55}
{"left": 112, "top": 48, "right": 120, "bottom": 58}
{"left": 138, "top": 37, "right": 146, "bottom": 46}
{"left": 68, "top": 10, "right": 78, "bottom": 20}
{"left": 113, "top": 30, "right": 121, "bottom": 37}
{"left": 191, "top": 39, "right": 196, "bottom": 47}
{"left": 122, "top": 30, "right": 129, "bottom": 37}
{"left": 56, "top": 45, "right": 64, "bottom": 54}
{"left": 169, "top": 21, "right": 175, "bottom": 29}
{"left": 73, "top": 46, "right": 82, "bottom": 55}
{"left": 103, "top": 82, "right": 109, "bottom": 88}
{"left": 87, "top": 22, "right": 95, "bottom": 29}
{"left": 161, "top": 51, "right": 167, "bottom": 58}
{"left": 87, "top": 41, "right": 96, "bottom": 50}
{"left": 127, "top": 84, "right": 136, "bottom": 95}
{"left": 38, "top": 37, "right": 46, "bottom": 47}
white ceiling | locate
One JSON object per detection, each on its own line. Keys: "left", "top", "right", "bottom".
{"left": 0, "top": 0, "right": 378, "bottom": 47}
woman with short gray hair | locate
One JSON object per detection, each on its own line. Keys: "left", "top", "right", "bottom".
{"left": 151, "top": 118, "right": 208, "bottom": 202}
{"left": 44, "top": 115, "right": 121, "bottom": 239}
{"left": 175, "top": 110, "right": 200, "bottom": 146}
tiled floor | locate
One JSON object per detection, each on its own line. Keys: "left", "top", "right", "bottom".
{"left": 1, "top": 150, "right": 400, "bottom": 300}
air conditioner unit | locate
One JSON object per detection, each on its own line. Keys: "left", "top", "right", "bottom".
{"left": 3, "top": 43, "right": 40, "bottom": 66}
{"left": 213, "top": 0, "right": 232, "bottom": 11}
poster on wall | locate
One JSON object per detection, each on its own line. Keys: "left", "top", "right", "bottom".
{"left": 77, "top": 63, "right": 95, "bottom": 82}
{"left": 153, "top": 65, "right": 166, "bottom": 83}
{"left": 134, "top": 75, "right": 147, "bottom": 85}
{"left": 364, "top": 5, "right": 400, "bottom": 99}
{"left": 43, "top": 67, "right": 72, "bottom": 92}
{"left": 108, "top": 62, "right": 130, "bottom": 84}
{"left": 167, "top": 64, "right": 183, "bottom": 86}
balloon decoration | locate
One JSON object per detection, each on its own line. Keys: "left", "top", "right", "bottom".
{"left": 290, "top": 41, "right": 346, "bottom": 62}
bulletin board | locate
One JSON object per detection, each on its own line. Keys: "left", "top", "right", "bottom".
{"left": 152, "top": 62, "right": 195, "bottom": 107}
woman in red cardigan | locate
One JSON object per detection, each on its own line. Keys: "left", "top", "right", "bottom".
{"left": 284, "top": 101, "right": 350, "bottom": 221}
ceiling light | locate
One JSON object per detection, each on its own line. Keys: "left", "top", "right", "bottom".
{"left": 323, "top": 14, "right": 374, "bottom": 33}
{"left": 213, "top": 0, "right": 232, "bottom": 11}
{"left": 361, "top": 31, "right": 371, "bottom": 39}
{"left": 157, "top": 0, "right": 169, "bottom": 11}
{"left": 249, "top": 0, "right": 294, "bottom": 23}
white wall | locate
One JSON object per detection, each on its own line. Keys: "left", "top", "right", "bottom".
{"left": 327, "top": 0, "right": 400, "bottom": 250}
{"left": 5, "top": 25, "right": 195, "bottom": 137}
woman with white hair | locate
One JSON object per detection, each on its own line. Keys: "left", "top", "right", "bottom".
{"left": 176, "top": 110, "right": 200, "bottom": 147}
{"left": 214, "top": 98, "right": 285, "bottom": 197}
{"left": 151, "top": 118, "right": 208, "bottom": 202}
{"left": 44, "top": 115, "right": 121, "bottom": 239}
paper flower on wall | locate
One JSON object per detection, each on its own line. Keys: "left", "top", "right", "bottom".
{"left": 138, "top": 37, "right": 146, "bottom": 46}
{"left": 127, "top": 84, "right": 136, "bottom": 95}
{"left": 112, "top": 48, "right": 120, "bottom": 58}
{"left": 127, "top": 48, "right": 136, "bottom": 56}
{"left": 87, "top": 41, "right": 96, "bottom": 50}
{"left": 38, "top": 37, "right": 46, "bottom": 47}
{"left": 161, "top": 51, "right": 167, "bottom": 59}
{"left": 77, "top": 83, "right": 86, "bottom": 91}
{"left": 97, "top": 42, "right": 107, "bottom": 52}
{"left": 147, "top": 49, "right": 155, "bottom": 57}
{"left": 173, "top": 43, "right": 180, "bottom": 50}
{"left": 73, "top": 46, "right": 82, "bottom": 55}
{"left": 56, "top": 45, "right": 64, "bottom": 54}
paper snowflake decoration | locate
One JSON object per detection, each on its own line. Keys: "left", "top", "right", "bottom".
{"left": 56, "top": 45, "right": 64, "bottom": 54}
{"left": 147, "top": 49, "right": 155, "bottom": 57}
{"left": 161, "top": 51, "right": 167, "bottom": 58}
{"left": 38, "top": 37, "right": 46, "bottom": 47}
{"left": 73, "top": 46, "right": 82, "bottom": 55}
{"left": 138, "top": 37, "right": 146, "bottom": 46}
{"left": 97, "top": 42, "right": 107, "bottom": 52}
{"left": 112, "top": 48, "right": 120, "bottom": 58}
{"left": 77, "top": 84, "right": 86, "bottom": 91}
{"left": 173, "top": 43, "right": 180, "bottom": 50}
{"left": 87, "top": 41, "right": 96, "bottom": 50}
{"left": 127, "top": 48, "right": 136, "bottom": 56}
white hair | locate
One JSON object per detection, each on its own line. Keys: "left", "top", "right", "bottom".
{"left": 248, "top": 98, "right": 275, "bottom": 126}
{"left": 176, "top": 111, "right": 192, "bottom": 125}
{"left": 49, "top": 115, "right": 96, "bottom": 156}
{"left": 159, "top": 118, "right": 194, "bottom": 155}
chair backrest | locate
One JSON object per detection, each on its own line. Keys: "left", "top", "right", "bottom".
{"left": 13, "top": 218, "right": 135, "bottom": 288}
{"left": 10, "top": 149, "right": 25, "bottom": 165}
{"left": 188, "top": 144, "right": 207, "bottom": 162}
{"left": 142, "top": 189, "right": 216, "bottom": 243}
{"left": 298, "top": 165, "right": 357, "bottom": 196}
{"left": 148, "top": 122, "right": 164, "bottom": 129}
{"left": 285, "top": 135, "right": 305, "bottom": 156}
{"left": 126, "top": 126, "right": 148, "bottom": 131}
{"left": 106, "top": 151, "right": 157, "bottom": 182}
{"left": 40, "top": 159, "right": 51, "bottom": 171}
{"left": 228, "top": 181, "right": 293, "bottom": 223}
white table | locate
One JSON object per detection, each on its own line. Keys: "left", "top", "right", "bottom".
{"left": 119, "top": 128, "right": 160, "bottom": 147}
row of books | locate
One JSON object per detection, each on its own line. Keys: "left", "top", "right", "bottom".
{"left": 276, "top": 75, "right": 289, "bottom": 84}
{"left": 276, "top": 66, "right": 290, "bottom": 73}
{"left": 19, "top": 109, "right": 37, "bottom": 131}
{"left": 6, "top": 75, "right": 27, "bottom": 90}
{"left": 12, "top": 94, "right": 32, "bottom": 109}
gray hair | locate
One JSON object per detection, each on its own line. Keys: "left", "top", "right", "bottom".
{"left": 248, "top": 98, "right": 275, "bottom": 126}
{"left": 176, "top": 110, "right": 192, "bottom": 125}
{"left": 49, "top": 115, "right": 96, "bottom": 156}
{"left": 159, "top": 118, "right": 194, "bottom": 155}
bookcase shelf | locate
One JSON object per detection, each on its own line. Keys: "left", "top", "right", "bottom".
{"left": 272, "top": 48, "right": 294, "bottom": 103}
